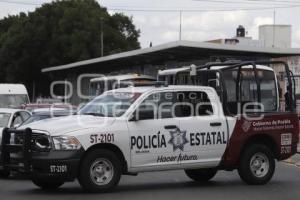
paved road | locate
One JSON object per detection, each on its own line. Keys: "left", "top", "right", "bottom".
{"left": 0, "top": 162, "right": 300, "bottom": 200}
{"left": 291, "top": 154, "right": 300, "bottom": 164}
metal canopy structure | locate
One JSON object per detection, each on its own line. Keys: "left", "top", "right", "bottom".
{"left": 41, "top": 40, "right": 300, "bottom": 73}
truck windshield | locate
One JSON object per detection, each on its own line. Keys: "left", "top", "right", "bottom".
{"left": 0, "top": 113, "right": 11, "bottom": 127}
{"left": 0, "top": 94, "right": 29, "bottom": 108}
{"left": 79, "top": 92, "right": 141, "bottom": 117}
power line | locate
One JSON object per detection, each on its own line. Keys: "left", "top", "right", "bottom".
{"left": 194, "top": 0, "right": 300, "bottom": 5}
{"left": 106, "top": 0, "right": 300, "bottom": 10}
{"left": 246, "top": 0, "right": 300, "bottom": 3}
{"left": 107, "top": 4, "right": 300, "bottom": 12}
{"left": 1, "top": 0, "right": 300, "bottom": 13}
{"left": 0, "top": 0, "right": 40, "bottom": 6}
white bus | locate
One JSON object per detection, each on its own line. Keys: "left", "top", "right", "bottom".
{"left": 89, "top": 74, "right": 156, "bottom": 97}
{"left": 0, "top": 84, "right": 30, "bottom": 108}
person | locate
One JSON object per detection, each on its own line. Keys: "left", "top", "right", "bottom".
{"left": 284, "top": 85, "right": 293, "bottom": 111}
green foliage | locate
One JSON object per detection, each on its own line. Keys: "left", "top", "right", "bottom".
{"left": 0, "top": 0, "right": 140, "bottom": 97}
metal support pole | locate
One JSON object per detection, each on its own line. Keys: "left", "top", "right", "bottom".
{"left": 179, "top": 11, "right": 182, "bottom": 41}
{"left": 101, "top": 17, "right": 104, "bottom": 57}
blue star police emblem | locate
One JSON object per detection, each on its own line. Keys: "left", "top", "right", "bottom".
{"left": 168, "top": 128, "right": 189, "bottom": 151}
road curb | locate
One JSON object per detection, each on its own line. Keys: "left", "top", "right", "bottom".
{"left": 283, "top": 158, "right": 296, "bottom": 164}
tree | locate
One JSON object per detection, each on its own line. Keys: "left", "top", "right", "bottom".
{"left": 0, "top": 0, "right": 140, "bottom": 98}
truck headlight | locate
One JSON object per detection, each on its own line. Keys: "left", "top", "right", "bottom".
{"left": 34, "top": 135, "right": 51, "bottom": 151}
{"left": 52, "top": 136, "right": 82, "bottom": 150}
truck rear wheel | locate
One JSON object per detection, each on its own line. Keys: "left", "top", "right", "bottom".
{"left": 32, "top": 178, "right": 64, "bottom": 190}
{"left": 238, "top": 144, "right": 275, "bottom": 185}
{"left": 185, "top": 168, "right": 217, "bottom": 182}
{"left": 78, "top": 149, "right": 121, "bottom": 193}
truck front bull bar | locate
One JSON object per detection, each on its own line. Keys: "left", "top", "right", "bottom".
{"left": 0, "top": 128, "right": 33, "bottom": 173}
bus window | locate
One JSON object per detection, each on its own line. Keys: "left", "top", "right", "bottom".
{"left": 176, "top": 72, "right": 192, "bottom": 85}
{"left": 260, "top": 70, "right": 278, "bottom": 111}
{"left": 240, "top": 70, "right": 277, "bottom": 112}
{"left": 240, "top": 70, "right": 258, "bottom": 103}
{"left": 89, "top": 80, "right": 107, "bottom": 97}
{"left": 89, "top": 82, "right": 97, "bottom": 97}
{"left": 223, "top": 68, "right": 278, "bottom": 115}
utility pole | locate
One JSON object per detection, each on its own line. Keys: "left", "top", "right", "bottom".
{"left": 179, "top": 10, "right": 182, "bottom": 41}
{"left": 64, "top": 79, "right": 67, "bottom": 103}
{"left": 32, "top": 81, "right": 35, "bottom": 103}
{"left": 100, "top": 17, "right": 104, "bottom": 57}
{"left": 272, "top": 9, "right": 276, "bottom": 48}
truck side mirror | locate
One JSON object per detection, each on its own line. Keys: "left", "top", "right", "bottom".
{"left": 208, "top": 79, "right": 220, "bottom": 89}
{"left": 129, "top": 112, "right": 138, "bottom": 122}
{"left": 190, "top": 64, "right": 197, "bottom": 76}
{"left": 129, "top": 109, "right": 154, "bottom": 121}
{"left": 138, "top": 109, "right": 154, "bottom": 121}
{"left": 13, "top": 123, "right": 21, "bottom": 128}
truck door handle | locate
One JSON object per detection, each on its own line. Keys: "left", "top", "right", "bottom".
{"left": 164, "top": 125, "right": 178, "bottom": 129}
{"left": 210, "top": 122, "right": 222, "bottom": 127}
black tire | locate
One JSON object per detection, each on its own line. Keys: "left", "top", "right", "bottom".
{"left": 185, "top": 168, "right": 217, "bottom": 182}
{"left": 238, "top": 144, "right": 275, "bottom": 185}
{"left": 32, "top": 178, "right": 64, "bottom": 190}
{"left": 78, "top": 149, "right": 122, "bottom": 193}
{"left": 0, "top": 170, "right": 10, "bottom": 178}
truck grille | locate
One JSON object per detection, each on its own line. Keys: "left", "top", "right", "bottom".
{"left": 13, "top": 131, "right": 51, "bottom": 152}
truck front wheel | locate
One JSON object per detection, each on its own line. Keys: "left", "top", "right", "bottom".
{"left": 32, "top": 178, "right": 64, "bottom": 190}
{"left": 185, "top": 168, "right": 217, "bottom": 182}
{"left": 238, "top": 144, "right": 275, "bottom": 185}
{"left": 78, "top": 149, "right": 121, "bottom": 193}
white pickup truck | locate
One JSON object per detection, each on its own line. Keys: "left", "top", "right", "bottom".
{"left": 1, "top": 84, "right": 299, "bottom": 193}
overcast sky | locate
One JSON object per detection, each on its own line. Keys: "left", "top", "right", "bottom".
{"left": 1, "top": 0, "right": 300, "bottom": 48}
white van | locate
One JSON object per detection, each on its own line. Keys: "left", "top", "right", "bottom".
{"left": 0, "top": 84, "right": 30, "bottom": 108}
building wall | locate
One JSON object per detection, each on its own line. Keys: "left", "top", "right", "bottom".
{"left": 259, "top": 25, "right": 292, "bottom": 48}
{"left": 233, "top": 37, "right": 264, "bottom": 47}
{"left": 207, "top": 37, "right": 263, "bottom": 47}
{"left": 272, "top": 56, "right": 300, "bottom": 95}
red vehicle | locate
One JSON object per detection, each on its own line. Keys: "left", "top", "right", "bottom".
{"left": 23, "top": 103, "right": 77, "bottom": 112}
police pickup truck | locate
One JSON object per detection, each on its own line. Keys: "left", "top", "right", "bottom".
{"left": 1, "top": 84, "right": 299, "bottom": 193}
